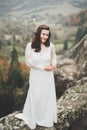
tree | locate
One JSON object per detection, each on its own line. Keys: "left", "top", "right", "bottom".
{"left": 63, "top": 39, "right": 68, "bottom": 50}
{"left": 0, "top": 39, "right": 6, "bottom": 49}
{"left": 75, "top": 28, "right": 84, "bottom": 42}
{"left": 79, "top": 11, "right": 87, "bottom": 25}
{"left": 8, "top": 47, "right": 24, "bottom": 89}
{"left": 84, "top": 27, "right": 87, "bottom": 35}
{"left": 75, "top": 27, "right": 87, "bottom": 43}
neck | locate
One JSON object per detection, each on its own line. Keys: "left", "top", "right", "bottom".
{"left": 41, "top": 43, "right": 45, "bottom": 46}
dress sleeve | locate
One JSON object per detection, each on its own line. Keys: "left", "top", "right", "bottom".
{"left": 25, "top": 43, "right": 44, "bottom": 70}
{"left": 51, "top": 43, "right": 57, "bottom": 67}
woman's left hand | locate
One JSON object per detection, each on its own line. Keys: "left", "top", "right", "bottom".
{"left": 44, "top": 65, "right": 55, "bottom": 71}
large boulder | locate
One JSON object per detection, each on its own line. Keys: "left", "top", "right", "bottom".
{"left": 56, "top": 77, "right": 87, "bottom": 130}
{"left": 55, "top": 34, "right": 87, "bottom": 98}
{"left": 54, "top": 58, "right": 78, "bottom": 98}
{"left": 67, "top": 34, "right": 87, "bottom": 79}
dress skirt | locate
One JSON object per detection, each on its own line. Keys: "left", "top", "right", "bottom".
{"left": 15, "top": 68, "right": 57, "bottom": 129}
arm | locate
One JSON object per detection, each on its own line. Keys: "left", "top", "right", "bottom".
{"left": 50, "top": 43, "right": 57, "bottom": 68}
{"left": 25, "top": 43, "right": 44, "bottom": 70}
{"left": 44, "top": 43, "right": 57, "bottom": 71}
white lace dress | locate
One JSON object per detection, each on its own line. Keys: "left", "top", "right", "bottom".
{"left": 15, "top": 42, "right": 57, "bottom": 129}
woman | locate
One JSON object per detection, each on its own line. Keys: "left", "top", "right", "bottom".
{"left": 15, "top": 25, "right": 57, "bottom": 129}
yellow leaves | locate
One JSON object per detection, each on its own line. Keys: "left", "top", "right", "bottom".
{"left": 0, "top": 57, "right": 9, "bottom": 82}
{"left": 20, "top": 62, "right": 30, "bottom": 81}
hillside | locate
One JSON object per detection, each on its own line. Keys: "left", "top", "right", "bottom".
{"left": 0, "top": 0, "right": 87, "bottom": 19}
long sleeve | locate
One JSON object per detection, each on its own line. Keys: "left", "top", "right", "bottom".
{"left": 51, "top": 44, "right": 57, "bottom": 67}
{"left": 25, "top": 43, "right": 44, "bottom": 70}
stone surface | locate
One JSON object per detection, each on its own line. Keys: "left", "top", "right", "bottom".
{"left": 56, "top": 77, "right": 87, "bottom": 130}
{"left": 54, "top": 58, "right": 78, "bottom": 98}
{"left": 0, "top": 111, "right": 56, "bottom": 130}
{"left": 67, "top": 34, "right": 87, "bottom": 79}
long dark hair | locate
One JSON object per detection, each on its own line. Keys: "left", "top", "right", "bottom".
{"left": 31, "top": 25, "right": 51, "bottom": 52}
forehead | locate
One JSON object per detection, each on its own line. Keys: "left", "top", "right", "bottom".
{"left": 41, "top": 29, "right": 49, "bottom": 34}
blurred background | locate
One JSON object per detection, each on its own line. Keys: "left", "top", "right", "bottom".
{"left": 0, "top": 0, "right": 87, "bottom": 118}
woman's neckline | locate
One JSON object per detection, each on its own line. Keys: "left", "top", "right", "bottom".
{"left": 41, "top": 43, "right": 45, "bottom": 48}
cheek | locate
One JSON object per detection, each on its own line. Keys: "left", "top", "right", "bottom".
{"left": 40, "top": 34, "right": 43, "bottom": 39}
{"left": 47, "top": 35, "right": 49, "bottom": 39}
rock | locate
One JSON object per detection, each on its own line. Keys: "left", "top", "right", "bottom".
{"left": 67, "top": 34, "right": 87, "bottom": 79}
{"left": 0, "top": 112, "right": 56, "bottom": 130}
{"left": 69, "top": 116, "right": 87, "bottom": 130}
{"left": 56, "top": 77, "right": 87, "bottom": 130}
{"left": 54, "top": 58, "right": 78, "bottom": 98}
{"left": 54, "top": 34, "right": 87, "bottom": 98}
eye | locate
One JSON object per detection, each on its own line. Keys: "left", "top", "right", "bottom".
{"left": 46, "top": 34, "right": 49, "bottom": 36}
{"left": 43, "top": 33, "right": 45, "bottom": 35}
{"left": 42, "top": 33, "right": 49, "bottom": 36}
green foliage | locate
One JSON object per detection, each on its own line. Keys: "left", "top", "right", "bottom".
{"left": 0, "top": 38, "right": 6, "bottom": 49}
{"left": 10, "top": 47, "right": 19, "bottom": 66}
{"left": 63, "top": 40, "right": 68, "bottom": 50}
{"left": 6, "top": 40, "right": 11, "bottom": 45}
{"left": 75, "top": 28, "right": 84, "bottom": 42}
{"left": 79, "top": 11, "right": 87, "bottom": 25}
{"left": 8, "top": 68, "right": 24, "bottom": 88}
{"left": 8, "top": 47, "right": 24, "bottom": 89}
{"left": 84, "top": 27, "right": 87, "bottom": 34}
{"left": 75, "top": 27, "right": 87, "bottom": 42}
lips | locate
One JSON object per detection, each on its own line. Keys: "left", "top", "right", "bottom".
{"left": 42, "top": 38, "right": 47, "bottom": 42}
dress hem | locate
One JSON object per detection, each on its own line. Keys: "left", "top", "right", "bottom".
{"left": 15, "top": 113, "right": 57, "bottom": 129}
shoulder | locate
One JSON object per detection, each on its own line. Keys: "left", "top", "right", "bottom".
{"left": 50, "top": 42, "right": 55, "bottom": 46}
{"left": 26, "top": 42, "right": 32, "bottom": 48}
{"left": 50, "top": 42, "right": 55, "bottom": 49}
{"left": 27, "top": 42, "right": 32, "bottom": 46}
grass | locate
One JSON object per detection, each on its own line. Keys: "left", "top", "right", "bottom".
{"left": 68, "top": 42, "right": 73, "bottom": 49}
{"left": 19, "top": 56, "right": 25, "bottom": 62}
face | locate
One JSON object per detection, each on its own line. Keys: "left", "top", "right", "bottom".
{"left": 40, "top": 29, "right": 50, "bottom": 44}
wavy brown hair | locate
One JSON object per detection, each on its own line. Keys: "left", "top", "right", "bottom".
{"left": 31, "top": 25, "right": 51, "bottom": 52}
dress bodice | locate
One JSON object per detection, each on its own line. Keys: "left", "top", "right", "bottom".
{"left": 25, "top": 42, "right": 57, "bottom": 70}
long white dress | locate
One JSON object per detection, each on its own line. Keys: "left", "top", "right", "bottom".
{"left": 15, "top": 42, "right": 57, "bottom": 129}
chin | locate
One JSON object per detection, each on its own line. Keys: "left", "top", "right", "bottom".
{"left": 42, "top": 40, "right": 46, "bottom": 43}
